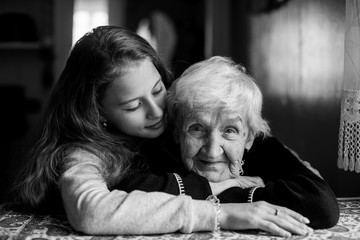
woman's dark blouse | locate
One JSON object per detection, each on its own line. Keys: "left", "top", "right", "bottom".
{"left": 116, "top": 131, "right": 339, "bottom": 229}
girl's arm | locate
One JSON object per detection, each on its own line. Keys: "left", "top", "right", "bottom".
{"left": 59, "top": 150, "right": 312, "bottom": 237}
{"left": 59, "top": 150, "right": 216, "bottom": 235}
{"left": 115, "top": 170, "right": 212, "bottom": 199}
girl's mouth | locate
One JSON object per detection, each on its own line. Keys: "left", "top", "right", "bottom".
{"left": 146, "top": 119, "right": 164, "bottom": 129}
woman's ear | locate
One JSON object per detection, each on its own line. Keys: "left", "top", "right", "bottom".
{"left": 245, "top": 133, "right": 255, "bottom": 150}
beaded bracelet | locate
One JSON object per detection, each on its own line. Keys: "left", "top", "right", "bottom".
{"left": 206, "top": 195, "right": 221, "bottom": 231}
{"left": 247, "top": 186, "right": 259, "bottom": 203}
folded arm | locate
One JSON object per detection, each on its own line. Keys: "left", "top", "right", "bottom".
{"left": 59, "top": 150, "right": 217, "bottom": 235}
{"left": 116, "top": 170, "right": 212, "bottom": 199}
{"left": 218, "top": 137, "right": 339, "bottom": 229}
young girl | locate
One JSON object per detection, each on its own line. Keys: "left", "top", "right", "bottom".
{"left": 14, "top": 26, "right": 311, "bottom": 237}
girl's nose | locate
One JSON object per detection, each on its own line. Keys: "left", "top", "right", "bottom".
{"left": 146, "top": 97, "right": 164, "bottom": 119}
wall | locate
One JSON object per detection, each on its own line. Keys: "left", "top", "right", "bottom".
{"left": 227, "top": 0, "right": 359, "bottom": 197}
{"left": 126, "top": 0, "right": 205, "bottom": 79}
{"left": 0, "top": 0, "right": 56, "bottom": 202}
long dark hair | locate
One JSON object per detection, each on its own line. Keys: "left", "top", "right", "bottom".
{"left": 13, "top": 26, "right": 171, "bottom": 209}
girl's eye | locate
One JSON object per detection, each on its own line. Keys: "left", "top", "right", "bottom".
{"left": 125, "top": 102, "right": 141, "bottom": 112}
{"left": 153, "top": 86, "right": 163, "bottom": 96}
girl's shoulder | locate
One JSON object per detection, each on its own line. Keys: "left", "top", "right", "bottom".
{"left": 63, "top": 146, "right": 105, "bottom": 169}
{"left": 67, "top": 147, "right": 101, "bottom": 159}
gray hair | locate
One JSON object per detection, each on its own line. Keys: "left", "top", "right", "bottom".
{"left": 166, "top": 56, "right": 270, "bottom": 137}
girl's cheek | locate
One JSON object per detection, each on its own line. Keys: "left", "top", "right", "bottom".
{"left": 158, "top": 92, "right": 166, "bottom": 110}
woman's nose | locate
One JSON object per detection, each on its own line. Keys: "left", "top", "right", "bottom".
{"left": 202, "top": 134, "right": 224, "bottom": 159}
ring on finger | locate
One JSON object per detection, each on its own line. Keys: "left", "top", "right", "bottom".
{"left": 274, "top": 208, "right": 281, "bottom": 216}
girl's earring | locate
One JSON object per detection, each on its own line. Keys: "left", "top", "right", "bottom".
{"left": 102, "top": 122, "right": 108, "bottom": 127}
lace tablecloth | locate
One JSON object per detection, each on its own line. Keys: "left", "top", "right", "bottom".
{"left": 0, "top": 199, "right": 359, "bottom": 240}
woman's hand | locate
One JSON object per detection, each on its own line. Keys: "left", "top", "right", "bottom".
{"left": 210, "top": 176, "right": 265, "bottom": 195}
{"left": 219, "top": 201, "right": 313, "bottom": 238}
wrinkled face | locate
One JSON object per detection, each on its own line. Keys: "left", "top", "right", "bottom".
{"left": 101, "top": 58, "right": 166, "bottom": 138}
{"left": 176, "top": 109, "right": 254, "bottom": 182}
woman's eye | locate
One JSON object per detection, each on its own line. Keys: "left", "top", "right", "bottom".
{"left": 224, "top": 127, "right": 239, "bottom": 134}
{"left": 125, "top": 103, "right": 141, "bottom": 112}
{"left": 188, "top": 124, "right": 206, "bottom": 137}
{"left": 189, "top": 124, "right": 203, "bottom": 132}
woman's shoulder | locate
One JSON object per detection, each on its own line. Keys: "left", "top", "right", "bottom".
{"left": 250, "top": 135, "right": 283, "bottom": 152}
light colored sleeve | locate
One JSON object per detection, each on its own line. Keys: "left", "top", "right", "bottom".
{"left": 58, "top": 150, "right": 216, "bottom": 235}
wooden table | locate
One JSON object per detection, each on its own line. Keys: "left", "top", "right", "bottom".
{"left": 1, "top": 199, "right": 359, "bottom": 240}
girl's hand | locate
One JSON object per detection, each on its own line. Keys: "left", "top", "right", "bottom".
{"left": 219, "top": 201, "right": 313, "bottom": 238}
{"left": 210, "top": 176, "right": 265, "bottom": 195}
{"left": 234, "top": 176, "right": 265, "bottom": 189}
{"left": 210, "top": 179, "right": 239, "bottom": 195}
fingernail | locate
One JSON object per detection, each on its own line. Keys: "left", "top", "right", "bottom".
{"left": 302, "top": 225, "right": 313, "bottom": 234}
{"left": 285, "top": 232, "right": 292, "bottom": 238}
{"left": 303, "top": 217, "right": 310, "bottom": 224}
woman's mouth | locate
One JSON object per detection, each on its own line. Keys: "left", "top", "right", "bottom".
{"left": 198, "top": 160, "right": 225, "bottom": 168}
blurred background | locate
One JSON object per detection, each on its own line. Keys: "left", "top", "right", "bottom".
{"left": 0, "top": 0, "right": 359, "bottom": 202}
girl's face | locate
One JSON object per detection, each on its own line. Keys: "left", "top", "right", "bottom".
{"left": 101, "top": 58, "right": 166, "bottom": 138}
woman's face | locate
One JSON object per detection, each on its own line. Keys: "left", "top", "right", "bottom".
{"left": 101, "top": 58, "right": 166, "bottom": 138}
{"left": 176, "top": 109, "right": 254, "bottom": 182}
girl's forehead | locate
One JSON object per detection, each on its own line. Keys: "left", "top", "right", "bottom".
{"left": 104, "top": 59, "right": 161, "bottom": 102}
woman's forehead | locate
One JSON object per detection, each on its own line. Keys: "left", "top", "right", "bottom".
{"left": 183, "top": 109, "right": 244, "bottom": 125}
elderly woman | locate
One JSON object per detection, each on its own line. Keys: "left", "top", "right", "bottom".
{"left": 118, "top": 56, "right": 339, "bottom": 231}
